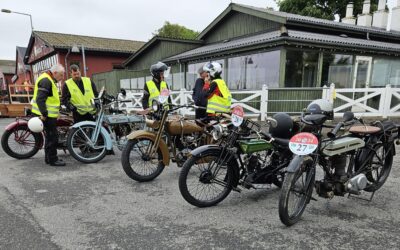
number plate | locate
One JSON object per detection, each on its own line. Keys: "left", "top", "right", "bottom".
{"left": 158, "top": 89, "right": 170, "bottom": 104}
{"left": 289, "top": 132, "right": 318, "bottom": 155}
{"left": 231, "top": 105, "right": 244, "bottom": 127}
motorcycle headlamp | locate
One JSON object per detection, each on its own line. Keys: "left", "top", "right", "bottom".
{"left": 212, "top": 124, "right": 224, "bottom": 141}
{"left": 152, "top": 100, "right": 159, "bottom": 112}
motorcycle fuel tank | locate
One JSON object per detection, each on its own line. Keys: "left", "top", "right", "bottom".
{"left": 321, "top": 136, "right": 365, "bottom": 156}
{"left": 239, "top": 139, "right": 273, "bottom": 154}
{"left": 166, "top": 120, "right": 203, "bottom": 135}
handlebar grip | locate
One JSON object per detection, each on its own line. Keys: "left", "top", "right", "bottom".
{"left": 327, "top": 122, "right": 344, "bottom": 138}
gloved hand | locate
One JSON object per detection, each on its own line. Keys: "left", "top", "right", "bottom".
{"left": 68, "top": 104, "right": 77, "bottom": 112}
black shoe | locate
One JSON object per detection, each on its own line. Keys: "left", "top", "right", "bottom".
{"left": 49, "top": 160, "right": 66, "bottom": 167}
{"left": 107, "top": 149, "right": 115, "bottom": 155}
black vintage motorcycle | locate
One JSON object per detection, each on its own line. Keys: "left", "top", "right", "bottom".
{"left": 278, "top": 108, "right": 399, "bottom": 226}
{"left": 178, "top": 112, "right": 301, "bottom": 208}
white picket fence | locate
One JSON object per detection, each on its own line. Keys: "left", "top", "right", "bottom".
{"left": 121, "top": 84, "right": 400, "bottom": 119}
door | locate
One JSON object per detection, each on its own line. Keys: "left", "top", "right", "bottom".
{"left": 352, "top": 56, "right": 372, "bottom": 112}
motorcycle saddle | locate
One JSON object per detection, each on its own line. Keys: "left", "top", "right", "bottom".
{"left": 349, "top": 125, "right": 381, "bottom": 135}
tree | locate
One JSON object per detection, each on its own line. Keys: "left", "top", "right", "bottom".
{"left": 153, "top": 21, "right": 199, "bottom": 39}
{"left": 276, "top": 0, "right": 378, "bottom": 21}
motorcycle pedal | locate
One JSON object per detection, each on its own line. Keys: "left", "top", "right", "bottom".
{"left": 232, "top": 186, "right": 242, "bottom": 193}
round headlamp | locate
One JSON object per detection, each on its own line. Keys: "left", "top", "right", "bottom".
{"left": 212, "top": 124, "right": 223, "bottom": 141}
{"left": 152, "top": 100, "right": 159, "bottom": 112}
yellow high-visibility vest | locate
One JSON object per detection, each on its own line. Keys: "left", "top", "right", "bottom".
{"left": 65, "top": 77, "right": 96, "bottom": 115}
{"left": 31, "top": 72, "right": 60, "bottom": 118}
{"left": 146, "top": 80, "right": 169, "bottom": 107}
{"left": 207, "top": 79, "right": 231, "bottom": 113}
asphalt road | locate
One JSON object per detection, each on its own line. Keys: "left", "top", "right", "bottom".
{"left": 1, "top": 118, "right": 400, "bottom": 250}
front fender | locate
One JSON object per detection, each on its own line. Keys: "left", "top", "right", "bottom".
{"left": 127, "top": 130, "right": 170, "bottom": 166}
{"left": 287, "top": 155, "right": 305, "bottom": 173}
{"left": 72, "top": 121, "right": 113, "bottom": 150}
{"left": 190, "top": 144, "right": 240, "bottom": 188}
{"left": 5, "top": 120, "right": 28, "bottom": 131}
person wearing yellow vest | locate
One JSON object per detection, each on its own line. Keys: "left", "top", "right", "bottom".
{"left": 31, "top": 64, "right": 66, "bottom": 167}
{"left": 202, "top": 62, "right": 232, "bottom": 115}
{"left": 61, "top": 65, "right": 98, "bottom": 123}
{"left": 142, "top": 61, "right": 171, "bottom": 109}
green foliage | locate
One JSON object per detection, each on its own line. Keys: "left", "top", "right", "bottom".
{"left": 277, "top": 0, "right": 378, "bottom": 20}
{"left": 153, "top": 21, "right": 199, "bottom": 39}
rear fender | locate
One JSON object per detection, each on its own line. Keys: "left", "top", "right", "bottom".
{"left": 127, "top": 130, "right": 170, "bottom": 166}
{"left": 190, "top": 145, "right": 240, "bottom": 187}
{"left": 71, "top": 121, "right": 113, "bottom": 150}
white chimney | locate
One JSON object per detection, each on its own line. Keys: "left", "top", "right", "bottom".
{"left": 391, "top": 0, "right": 400, "bottom": 31}
{"left": 372, "top": 0, "right": 388, "bottom": 29}
{"left": 357, "top": 0, "right": 372, "bottom": 27}
{"left": 342, "top": 3, "right": 356, "bottom": 25}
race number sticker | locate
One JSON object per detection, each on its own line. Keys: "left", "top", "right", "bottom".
{"left": 158, "top": 88, "right": 170, "bottom": 104}
{"left": 231, "top": 105, "right": 244, "bottom": 127}
{"left": 289, "top": 132, "right": 318, "bottom": 155}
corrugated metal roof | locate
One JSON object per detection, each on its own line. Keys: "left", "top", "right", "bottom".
{"left": 34, "top": 31, "right": 145, "bottom": 53}
{"left": 165, "top": 29, "right": 400, "bottom": 61}
{"left": 0, "top": 60, "right": 15, "bottom": 74}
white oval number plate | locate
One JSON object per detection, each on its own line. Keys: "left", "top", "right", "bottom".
{"left": 289, "top": 132, "right": 318, "bottom": 155}
{"left": 231, "top": 105, "right": 244, "bottom": 127}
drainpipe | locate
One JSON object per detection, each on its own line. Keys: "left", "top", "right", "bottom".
{"left": 64, "top": 48, "right": 71, "bottom": 78}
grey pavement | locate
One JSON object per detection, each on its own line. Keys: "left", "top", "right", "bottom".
{"left": 0, "top": 118, "right": 400, "bottom": 250}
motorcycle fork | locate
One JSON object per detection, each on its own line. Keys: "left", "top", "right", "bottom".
{"left": 91, "top": 108, "right": 105, "bottom": 143}
{"left": 147, "top": 110, "right": 168, "bottom": 157}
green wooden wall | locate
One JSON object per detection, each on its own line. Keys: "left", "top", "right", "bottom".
{"left": 203, "top": 11, "right": 281, "bottom": 44}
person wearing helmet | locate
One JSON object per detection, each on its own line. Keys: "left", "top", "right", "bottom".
{"left": 31, "top": 63, "right": 66, "bottom": 166}
{"left": 142, "top": 61, "right": 171, "bottom": 109}
{"left": 61, "top": 65, "right": 98, "bottom": 124}
{"left": 202, "top": 62, "right": 232, "bottom": 115}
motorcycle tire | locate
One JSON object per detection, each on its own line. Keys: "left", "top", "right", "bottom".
{"left": 179, "top": 150, "right": 235, "bottom": 207}
{"left": 67, "top": 125, "right": 108, "bottom": 164}
{"left": 278, "top": 158, "right": 315, "bottom": 226}
{"left": 364, "top": 143, "right": 394, "bottom": 192}
{"left": 1, "top": 125, "right": 42, "bottom": 159}
{"left": 121, "top": 138, "right": 165, "bottom": 182}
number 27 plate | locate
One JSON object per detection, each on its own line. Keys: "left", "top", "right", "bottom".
{"left": 289, "top": 132, "right": 318, "bottom": 155}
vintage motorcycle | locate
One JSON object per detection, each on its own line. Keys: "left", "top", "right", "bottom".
{"left": 278, "top": 102, "right": 400, "bottom": 226}
{"left": 178, "top": 111, "right": 300, "bottom": 207}
{"left": 1, "top": 108, "right": 73, "bottom": 159}
{"left": 121, "top": 98, "right": 226, "bottom": 182}
{"left": 66, "top": 87, "right": 144, "bottom": 164}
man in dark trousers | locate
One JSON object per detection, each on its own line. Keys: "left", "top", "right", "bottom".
{"left": 192, "top": 67, "right": 209, "bottom": 119}
{"left": 31, "top": 64, "right": 66, "bottom": 166}
{"left": 61, "top": 65, "right": 98, "bottom": 123}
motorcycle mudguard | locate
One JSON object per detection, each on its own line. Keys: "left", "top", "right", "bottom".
{"left": 126, "top": 130, "right": 170, "bottom": 166}
{"left": 287, "top": 155, "right": 305, "bottom": 173}
{"left": 5, "top": 120, "right": 28, "bottom": 131}
{"left": 71, "top": 121, "right": 113, "bottom": 150}
{"left": 190, "top": 144, "right": 240, "bottom": 188}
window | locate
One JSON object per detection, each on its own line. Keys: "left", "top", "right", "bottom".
{"left": 187, "top": 60, "right": 225, "bottom": 90}
{"left": 371, "top": 58, "right": 400, "bottom": 87}
{"left": 322, "top": 54, "right": 353, "bottom": 88}
{"left": 285, "top": 50, "right": 319, "bottom": 87}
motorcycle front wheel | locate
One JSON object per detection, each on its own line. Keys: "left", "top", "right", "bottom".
{"left": 67, "top": 125, "right": 107, "bottom": 164}
{"left": 121, "top": 138, "right": 165, "bottom": 182}
{"left": 278, "top": 158, "right": 315, "bottom": 226}
{"left": 1, "top": 125, "right": 42, "bottom": 159}
{"left": 178, "top": 150, "right": 235, "bottom": 207}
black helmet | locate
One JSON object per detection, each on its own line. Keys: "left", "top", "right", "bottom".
{"left": 150, "top": 61, "right": 168, "bottom": 80}
{"left": 304, "top": 99, "right": 334, "bottom": 124}
{"left": 269, "top": 113, "right": 294, "bottom": 139}
{"left": 120, "top": 88, "right": 126, "bottom": 96}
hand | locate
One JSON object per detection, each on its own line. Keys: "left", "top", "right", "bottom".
{"left": 40, "top": 115, "right": 46, "bottom": 121}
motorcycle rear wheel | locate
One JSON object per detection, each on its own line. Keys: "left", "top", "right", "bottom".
{"left": 67, "top": 125, "right": 107, "bottom": 164}
{"left": 1, "top": 125, "right": 42, "bottom": 159}
{"left": 121, "top": 138, "right": 165, "bottom": 182}
{"left": 179, "top": 151, "right": 235, "bottom": 207}
{"left": 364, "top": 143, "right": 393, "bottom": 192}
{"left": 278, "top": 159, "right": 314, "bottom": 226}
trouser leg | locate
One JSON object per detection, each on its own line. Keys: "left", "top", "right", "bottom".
{"left": 44, "top": 117, "right": 58, "bottom": 163}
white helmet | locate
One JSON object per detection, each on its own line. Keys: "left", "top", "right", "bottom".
{"left": 28, "top": 117, "right": 44, "bottom": 133}
{"left": 203, "top": 62, "right": 222, "bottom": 78}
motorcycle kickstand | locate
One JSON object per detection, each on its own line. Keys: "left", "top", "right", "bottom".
{"left": 347, "top": 190, "right": 376, "bottom": 202}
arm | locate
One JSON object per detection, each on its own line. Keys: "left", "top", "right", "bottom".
{"left": 61, "top": 83, "right": 75, "bottom": 111}
{"left": 90, "top": 79, "right": 99, "bottom": 97}
{"left": 142, "top": 83, "right": 150, "bottom": 109}
{"left": 36, "top": 78, "right": 53, "bottom": 117}
{"left": 204, "top": 82, "right": 218, "bottom": 98}
{"left": 192, "top": 79, "right": 203, "bottom": 105}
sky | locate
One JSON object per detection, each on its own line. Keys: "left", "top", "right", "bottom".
{"left": 0, "top": 0, "right": 278, "bottom": 60}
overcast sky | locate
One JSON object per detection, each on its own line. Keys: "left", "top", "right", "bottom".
{"left": 0, "top": 0, "right": 277, "bottom": 60}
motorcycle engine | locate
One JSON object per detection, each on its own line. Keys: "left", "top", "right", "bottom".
{"left": 315, "top": 155, "right": 348, "bottom": 197}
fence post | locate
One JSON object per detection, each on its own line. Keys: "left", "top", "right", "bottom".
{"left": 329, "top": 83, "right": 336, "bottom": 104}
{"left": 382, "top": 84, "right": 392, "bottom": 118}
{"left": 179, "top": 88, "right": 187, "bottom": 116}
{"left": 260, "top": 84, "right": 268, "bottom": 120}
{"left": 322, "top": 85, "right": 328, "bottom": 100}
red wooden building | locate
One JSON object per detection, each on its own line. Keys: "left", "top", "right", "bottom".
{"left": 0, "top": 60, "right": 15, "bottom": 104}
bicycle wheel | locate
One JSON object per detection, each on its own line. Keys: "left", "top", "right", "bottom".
{"left": 1, "top": 125, "right": 42, "bottom": 159}
{"left": 278, "top": 158, "right": 315, "bottom": 226}
{"left": 121, "top": 138, "right": 165, "bottom": 182}
{"left": 364, "top": 143, "right": 393, "bottom": 192}
{"left": 67, "top": 125, "right": 107, "bottom": 163}
{"left": 179, "top": 150, "right": 235, "bottom": 207}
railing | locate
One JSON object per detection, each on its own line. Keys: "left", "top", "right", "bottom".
{"left": 121, "top": 84, "right": 400, "bottom": 119}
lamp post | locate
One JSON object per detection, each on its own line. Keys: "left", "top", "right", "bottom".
{"left": 1, "top": 9, "right": 34, "bottom": 31}
{"left": 71, "top": 44, "right": 87, "bottom": 77}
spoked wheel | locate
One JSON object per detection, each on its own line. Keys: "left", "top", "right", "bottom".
{"left": 279, "top": 158, "right": 315, "bottom": 226}
{"left": 1, "top": 125, "right": 42, "bottom": 159}
{"left": 179, "top": 151, "right": 235, "bottom": 207}
{"left": 67, "top": 125, "right": 107, "bottom": 164}
{"left": 121, "top": 138, "right": 165, "bottom": 182}
{"left": 364, "top": 143, "right": 393, "bottom": 192}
